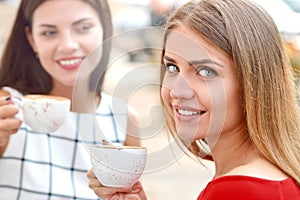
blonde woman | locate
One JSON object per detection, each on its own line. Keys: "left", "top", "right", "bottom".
{"left": 87, "top": 0, "right": 300, "bottom": 199}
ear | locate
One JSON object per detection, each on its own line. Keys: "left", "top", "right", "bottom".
{"left": 25, "top": 26, "right": 37, "bottom": 53}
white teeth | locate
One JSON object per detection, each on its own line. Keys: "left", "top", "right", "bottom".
{"left": 178, "top": 109, "right": 201, "bottom": 116}
{"left": 59, "top": 59, "right": 81, "bottom": 66}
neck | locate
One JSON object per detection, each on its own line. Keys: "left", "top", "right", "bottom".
{"left": 208, "top": 126, "right": 289, "bottom": 181}
{"left": 72, "top": 78, "right": 100, "bottom": 113}
{"left": 209, "top": 126, "right": 258, "bottom": 178}
{"left": 50, "top": 79, "right": 100, "bottom": 113}
{"left": 49, "top": 79, "right": 73, "bottom": 100}
{"left": 50, "top": 85, "right": 73, "bottom": 100}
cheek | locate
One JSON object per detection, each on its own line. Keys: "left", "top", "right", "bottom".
{"left": 85, "top": 29, "right": 104, "bottom": 50}
{"left": 227, "top": 92, "right": 243, "bottom": 118}
{"left": 32, "top": 32, "right": 52, "bottom": 53}
{"left": 161, "top": 86, "right": 171, "bottom": 107}
{"left": 223, "top": 83, "right": 244, "bottom": 129}
{"left": 38, "top": 51, "right": 54, "bottom": 71}
{"left": 160, "top": 86, "right": 176, "bottom": 125}
{"left": 34, "top": 41, "right": 55, "bottom": 63}
{"left": 38, "top": 51, "right": 55, "bottom": 72}
{"left": 84, "top": 40, "right": 101, "bottom": 53}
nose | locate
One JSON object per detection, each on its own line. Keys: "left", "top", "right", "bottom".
{"left": 170, "top": 75, "right": 195, "bottom": 99}
{"left": 57, "top": 32, "right": 79, "bottom": 53}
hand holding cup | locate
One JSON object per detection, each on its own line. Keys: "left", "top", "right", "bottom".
{"left": 0, "top": 96, "right": 21, "bottom": 149}
{"left": 90, "top": 145, "right": 147, "bottom": 188}
{"left": 87, "top": 169, "right": 147, "bottom": 200}
{"left": 13, "top": 95, "right": 70, "bottom": 133}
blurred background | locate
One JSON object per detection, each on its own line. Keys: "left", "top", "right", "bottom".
{"left": 0, "top": 0, "right": 299, "bottom": 199}
{"left": 1, "top": 0, "right": 300, "bottom": 75}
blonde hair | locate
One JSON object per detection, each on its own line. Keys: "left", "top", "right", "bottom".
{"left": 161, "top": 0, "right": 300, "bottom": 184}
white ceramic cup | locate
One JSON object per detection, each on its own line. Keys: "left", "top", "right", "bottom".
{"left": 90, "top": 145, "right": 147, "bottom": 188}
{"left": 13, "top": 94, "right": 71, "bottom": 133}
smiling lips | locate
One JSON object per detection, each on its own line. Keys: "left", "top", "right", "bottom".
{"left": 175, "top": 108, "right": 206, "bottom": 122}
{"left": 178, "top": 109, "right": 203, "bottom": 115}
{"left": 58, "top": 58, "right": 83, "bottom": 70}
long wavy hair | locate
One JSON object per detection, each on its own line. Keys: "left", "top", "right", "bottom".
{"left": 0, "top": 0, "right": 112, "bottom": 95}
{"left": 161, "top": 0, "right": 300, "bottom": 184}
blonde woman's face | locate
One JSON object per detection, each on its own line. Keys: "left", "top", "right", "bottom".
{"left": 26, "top": 0, "right": 103, "bottom": 88}
{"left": 161, "top": 26, "right": 245, "bottom": 146}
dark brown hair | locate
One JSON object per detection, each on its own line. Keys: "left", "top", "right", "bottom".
{"left": 0, "top": 0, "right": 112, "bottom": 95}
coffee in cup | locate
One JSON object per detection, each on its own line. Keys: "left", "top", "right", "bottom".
{"left": 13, "top": 94, "right": 71, "bottom": 133}
{"left": 90, "top": 145, "right": 147, "bottom": 188}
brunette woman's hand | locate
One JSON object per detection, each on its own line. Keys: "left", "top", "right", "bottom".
{"left": 87, "top": 169, "right": 147, "bottom": 200}
{"left": 0, "top": 95, "right": 22, "bottom": 155}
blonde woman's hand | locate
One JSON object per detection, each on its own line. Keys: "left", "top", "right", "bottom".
{"left": 86, "top": 169, "right": 147, "bottom": 200}
{"left": 0, "top": 96, "right": 22, "bottom": 154}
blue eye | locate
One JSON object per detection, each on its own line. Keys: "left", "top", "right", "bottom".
{"left": 198, "top": 67, "right": 217, "bottom": 77}
{"left": 165, "top": 63, "right": 179, "bottom": 73}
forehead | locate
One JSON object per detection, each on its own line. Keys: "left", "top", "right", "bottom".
{"left": 165, "top": 26, "right": 231, "bottom": 64}
{"left": 165, "top": 27, "right": 208, "bottom": 61}
{"left": 32, "top": 0, "right": 98, "bottom": 24}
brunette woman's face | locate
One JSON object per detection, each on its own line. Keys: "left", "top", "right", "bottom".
{"left": 26, "top": 0, "right": 103, "bottom": 88}
{"left": 161, "top": 26, "right": 245, "bottom": 146}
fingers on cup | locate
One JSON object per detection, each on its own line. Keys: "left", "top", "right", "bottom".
{"left": 0, "top": 96, "right": 12, "bottom": 104}
{"left": 11, "top": 95, "right": 70, "bottom": 133}
{"left": 86, "top": 169, "right": 97, "bottom": 178}
{"left": 90, "top": 145, "right": 147, "bottom": 188}
{"left": 0, "top": 104, "right": 19, "bottom": 118}
{"left": 0, "top": 104, "right": 22, "bottom": 130}
{"left": 0, "top": 118, "right": 22, "bottom": 133}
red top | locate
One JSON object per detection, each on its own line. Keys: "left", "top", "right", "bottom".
{"left": 197, "top": 176, "right": 300, "bottom": 200}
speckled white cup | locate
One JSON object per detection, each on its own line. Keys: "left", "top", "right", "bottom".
{"left": 13, "top": 95, "right": 70, "bottom": 133}
{"left": 90, "top": 145, "right": 147, "bottom": 188}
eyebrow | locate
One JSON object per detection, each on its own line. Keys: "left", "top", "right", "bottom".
{"left": 38, "top": 18, "right": 93, "bottom": 28}
{"left": 163, "top": 55, "right": 224, "bottom": 68}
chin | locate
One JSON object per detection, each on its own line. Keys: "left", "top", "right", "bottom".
{"left": 175, "top": 122, "right": 205, "bottom": 141}
{"left": 59, "top": 78, "right": 76, "bottom": 87}
{"left": 176, "top": 129, "right": 200, "bottom": 142}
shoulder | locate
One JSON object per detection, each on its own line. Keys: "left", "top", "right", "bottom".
{"left": 199, "top": 176, "right": 300, "bottom": 200}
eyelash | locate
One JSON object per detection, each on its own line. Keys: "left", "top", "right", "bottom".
{"left": 197, "top": 67, "right": 218, "bottom": 77}
{"left": 76, "top": 24, "right": 93, "bottom": 32}
{"left": 164, "top": 63, "right": 179, "bottom": 73}
{"left": 39, "top": 24, "right": 93, "bottom": 37}
{"left": 164, "top": 63, "right": 218, "bottom": 78}
{"left": 41, "top": 30, "right": 57, "bottom": 37}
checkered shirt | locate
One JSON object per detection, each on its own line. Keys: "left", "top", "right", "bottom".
{"left": 0, "top": 90, "right": 128, "bottom": 200}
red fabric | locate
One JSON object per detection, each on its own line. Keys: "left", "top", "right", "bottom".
{"left": 197, "top": 176, "right": 300, "bottom": 200}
